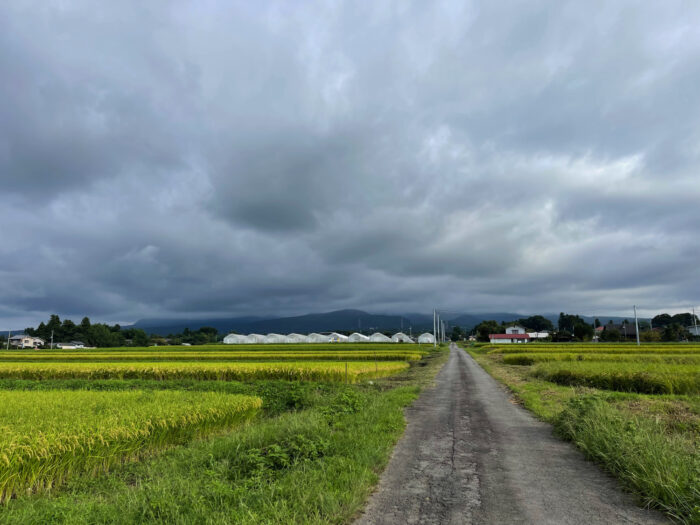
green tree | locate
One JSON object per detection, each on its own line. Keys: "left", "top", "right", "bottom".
{"left": 518, "top": 315, "right": 554, "bottom": 332}
{"left": 573, "top": 323, "right": 594, "bottom": 341}
{"left": 450, "top": 326, "right": 465, "bottom": 342}
{"left": 600, "top": 328, "right": 621, "bottom": 342}
{"left": 475, "top": 320, "right": 501, "bottom": 342}
{"left": 594, "top": 318, "right": 601, "bottom": 328}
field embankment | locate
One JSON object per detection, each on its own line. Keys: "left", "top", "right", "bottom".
{"left": 466, "top": 342, "right": 699, "bottom": 524}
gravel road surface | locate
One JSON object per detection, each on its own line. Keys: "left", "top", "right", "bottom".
{"left": 355, "top": 344, "right": 667, "bottom": 525}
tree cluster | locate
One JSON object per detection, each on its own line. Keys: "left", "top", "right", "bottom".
{"left": 22, "top": 315, "right": 221, "bottom": 348}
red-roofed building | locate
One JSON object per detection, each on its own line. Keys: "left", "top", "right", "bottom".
{"left": 489, "top": 333, "right": 530, "bottom": 344}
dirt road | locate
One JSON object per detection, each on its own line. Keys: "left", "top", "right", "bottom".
{"left": 355, "top": 344, "right": 667, "bottom": 525}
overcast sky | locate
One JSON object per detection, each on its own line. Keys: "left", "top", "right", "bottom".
{"left": 2, "top": 1, "right": 700, "bottom": 327}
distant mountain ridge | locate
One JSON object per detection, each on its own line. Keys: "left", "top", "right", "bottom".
{"left": 127, "top": 309, "right": 637, "bottom": 336}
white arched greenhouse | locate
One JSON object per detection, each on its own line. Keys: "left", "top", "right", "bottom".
{"left": 264, "top": 333, "right": 289, "bottom": 344}
{"left": 369, "top": 332, "right": 392, "bottom": 343}
{"left": 328, "top": 332, "right": 349, "bottom": 343}
{"left": 287, "top": 333, "right": 310, "bottom": 343}
{"left": 348, "top": 332, "right": 370, "bottom": 343}
{"left": 308, "top": 333, "right": 330, "bottom": 343}
{"left": 223, "top": 333, "right": 252, "bottom": 344}
{"left": 391, "top": 332, "right": 414, "bottom": 343}
{"left": 247, "top": 334, "right": 266, "bottom": 344}
{"left": 417, "top": 332, "right": 435, "bottom": 344}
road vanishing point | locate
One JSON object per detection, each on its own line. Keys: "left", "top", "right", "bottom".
{"left": 355, "top": 344, "right": 668, "bottom": 525}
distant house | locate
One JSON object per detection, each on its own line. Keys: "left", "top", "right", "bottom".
{"left": 687, "top": 325, "right": 700, "bottom": 337}
{"left": 505, "top": 325, "right": 527, "bottom": 335}
{"left": 9, "top": 335, "right": 45, "bottom": 349}
{"left": 527, "top": 331, "right": 550, "bottom": 340}
{"left": 605, "top": 323, "right": 637, "bottom": 339}
{"left": 489, "top": 333, "right": 530, "bottom": 344}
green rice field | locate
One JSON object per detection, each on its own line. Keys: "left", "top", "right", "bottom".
{"left": 0, "top": 342, "right": 439, "bottom": 522}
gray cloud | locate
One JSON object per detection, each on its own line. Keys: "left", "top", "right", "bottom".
{"left": 1, "top": 1, "right": 700, "bottom": 328}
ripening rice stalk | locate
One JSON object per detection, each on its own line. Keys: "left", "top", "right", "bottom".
{"left": 532, "top": 362, "right": 700, "bottom": 395}
{"left": 0, "top": 361, "right": 410, "bottom": 383}
{"left": 502, "top": 352, "right": 700, "bottom": 366}
{"left": 0, "top": 351, "right": 423, "bottom": 363}
{"left": 0, "top": 390, "right": 262, "bottom": 502}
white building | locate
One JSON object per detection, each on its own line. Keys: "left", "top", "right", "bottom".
{"left": 489, "top": 333, "right": 530, "bottom": 344}
{"left": 687, "top": 325, "right": 700, "bottom": 337}
{"left": 264, "top": 333, "right": 289, "bottom": 344}
{"left": 417, "top": 332, "right": 435, "bottom": 344}
{"left": 223, "top": 333, "right": 252, "bottom": 344}
{"left": 328, "top": 332, "right": 349, "bottom": 343}
{"left": 369, "top": 332, "right": 392, "bottom": 343}
{"left": 505, "top": 325, "right": 527, "bottom": 335}
{"left": 287, "top": 333, "right": 310, "bottom": 343}
{"left": 391, "top": 332, "right": 414, "bottom": 343}
{"left": 9, "top": 335, "right": 45, "bottom": 349}
{"left": 247, "top": 333, "right": 266, "bottom": 344}
{"left": 527, "top": 331, "right": 550, "bottom": 340}
{"left": 308, "top": 333, "right": 330, "bottom": 343}
{"left": 348, "top": 332, "right": 370, "bottom": 343}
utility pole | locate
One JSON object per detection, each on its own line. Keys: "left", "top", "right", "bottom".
{"left": 633, "top": 305, "right": 640, "bottom": 346}
{"left": 50, "top": 329, "right": 54, "bottom": 350}
{"left": 6, "top": 330, "right": 9, "bottom": 350}
{"left": 433, "top": 309, "right": 437, "bottom": 348}
{"left": 694, "top": 306, "right": 698, "bottom": 338}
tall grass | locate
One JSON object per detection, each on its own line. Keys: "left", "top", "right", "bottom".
{"left": 555, "top": 397, "right": 699, "bottom": 523}
{"left": 0, "top": 390, "right": 261, "bottom": 501}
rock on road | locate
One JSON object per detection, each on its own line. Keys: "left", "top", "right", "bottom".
{"left": 355, "top": 344, "right": 668, "bottom": 525}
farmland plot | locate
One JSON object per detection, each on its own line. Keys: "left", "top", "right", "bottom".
{"left": 0, "top": 390, "right": 261, "bottom": 501}
{"left": 0, "top": 361, "right": 410, "bottom": 382}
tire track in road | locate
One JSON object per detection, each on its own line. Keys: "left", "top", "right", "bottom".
{"left": 355, "top": 344, "right": 668, "bottom": 525}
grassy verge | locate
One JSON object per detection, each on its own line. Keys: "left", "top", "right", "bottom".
{"left": 466, "top": 345, "right": 699, "bottom": 524}
{"left": 0, "top": 348, "right": 449, "bottom": 524}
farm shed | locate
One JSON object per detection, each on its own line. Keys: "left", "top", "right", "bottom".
{"left": 348, "top": 332, "right": 370, "bottom": 343}
{"left": 369, "top": 332, "right": 392, "bottom": 343}
{"left": 287, "top": 333, "right": 310, "bottom": 343}
{"left": 308, "top": 333, "right": 330, "bottom": 343}
{"left": 247, "top": 333, "right": 266, "bottom": 344}
{"left": 391, "top": 332, "right": 414, "bottom": 343}
{"left": 328, "top": 332, "right": 349, "bottom": 343}
{"left": 417, "top": 333, "right": 435, "bottom": 344}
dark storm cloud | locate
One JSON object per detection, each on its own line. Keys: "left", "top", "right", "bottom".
{"left": 1, "top": 0, "right": 700, "bottom": 328}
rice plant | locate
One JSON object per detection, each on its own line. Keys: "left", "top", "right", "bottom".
{"left": 0, "top": 390, "right": 261, "bottom": 502}
{"left": 0, "top": 361, "right": 410, "bottom": 383}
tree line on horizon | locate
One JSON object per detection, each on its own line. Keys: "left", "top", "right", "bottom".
{"left": 0, "top": 315, "right": 220, "bottom": 348}
{"left": 471, "top": 312, "right": 699, "bottom": 343}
